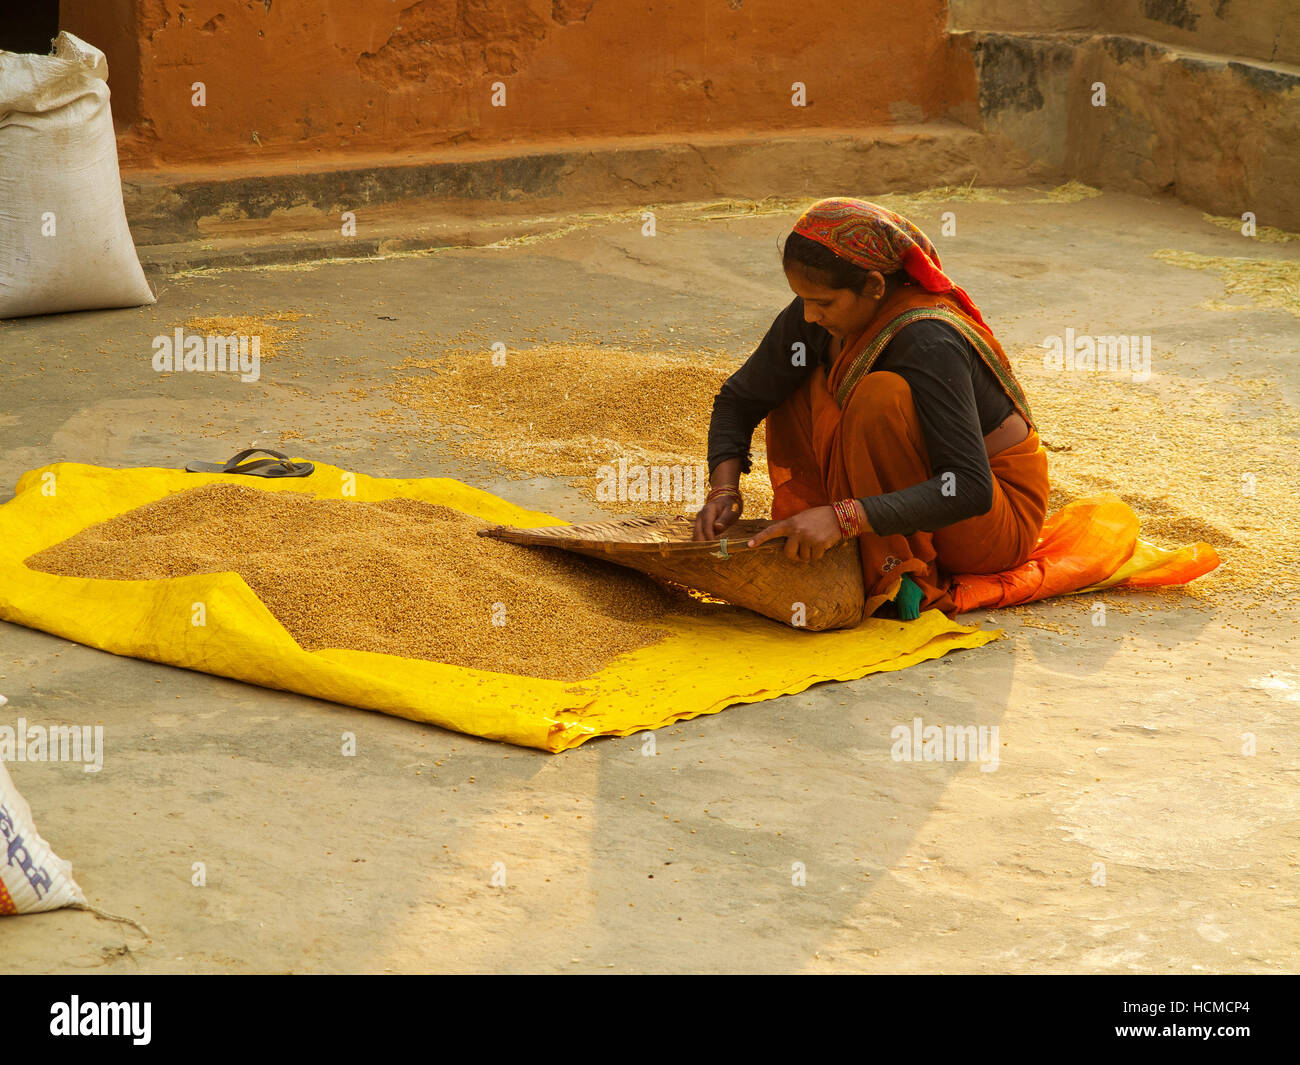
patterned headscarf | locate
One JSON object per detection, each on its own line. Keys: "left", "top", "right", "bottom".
{"left": 792, "top": 197, "right": 989, "bottom": 330}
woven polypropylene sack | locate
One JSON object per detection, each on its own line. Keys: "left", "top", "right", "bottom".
{"left": 0, "top": 31, "right": 154, "bottom": 318}
{"left": 0, "top": 757, "right": 86, "bottom": 914}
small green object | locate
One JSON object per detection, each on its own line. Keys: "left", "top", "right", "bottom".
{"left": 893, "top": 573, "right": 923, "bottom": 621}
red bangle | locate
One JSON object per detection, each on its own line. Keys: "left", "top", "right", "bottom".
{"left": 832, "top": 500, "right": 849, "bottom": 538}
{"left": 832, "top": 499, "right": 862, "bottom": 539}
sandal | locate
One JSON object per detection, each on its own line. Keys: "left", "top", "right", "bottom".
{"left": 185, "top": 447, "right": 315, "bottom": 478}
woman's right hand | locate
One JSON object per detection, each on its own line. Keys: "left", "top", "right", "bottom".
{"left": 692, "top": 493, "right": 744, "bottom": 541}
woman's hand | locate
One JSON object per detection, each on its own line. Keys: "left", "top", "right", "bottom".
{"left": 693, "top": 493, "right": 744, "bottom": 540}
{"left": 746, "top": 505, "right": 844, "bottom": 562}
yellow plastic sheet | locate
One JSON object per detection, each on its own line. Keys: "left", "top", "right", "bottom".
{"left": 0, "top": 462, "right": 998, "bottom": 752}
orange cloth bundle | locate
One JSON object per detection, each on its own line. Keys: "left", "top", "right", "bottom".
{"left": 951, "top": 494, "right": 1219, "bottom": 613}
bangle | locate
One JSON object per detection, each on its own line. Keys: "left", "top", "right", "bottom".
{"left": 831, "top": 500, "right": 851, "bottom": 538}
{"left": 706, "top": 484, "right": 742, "bottom": 503}
{"left": 831, "top": 498, "right": 863, "bottom": 539}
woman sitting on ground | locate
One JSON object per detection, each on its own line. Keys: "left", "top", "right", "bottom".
{"left": 693, "top": 197, "right": 1049, "bottom": 619}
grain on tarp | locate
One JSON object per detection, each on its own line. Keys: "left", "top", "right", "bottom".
{"left": 25, "top": 484, "right": 707, "bottom": 681}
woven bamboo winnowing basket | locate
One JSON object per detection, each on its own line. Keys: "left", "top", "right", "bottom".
{"left": 478, "top": 515, "right": 865, "bottom": 631}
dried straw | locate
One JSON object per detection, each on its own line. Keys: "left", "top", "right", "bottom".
{"left": 1030, "top": 180, "right": 1102, "bottom": 204}
{"left": 167, "top": 184, "right": 1104, "bottom": 279}
{"left": 684, "top": 181, "right": 1098, "bottom": 221}
{"left": 1152, "top": 250, "right": 1300, "bottom": 318}
{"left": 1201, "top": 213, "right": 1299, "bottom": 244}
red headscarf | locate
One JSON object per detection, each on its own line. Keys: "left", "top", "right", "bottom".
{"left": 792, "top": 197, "right": 990, "bottom": 331}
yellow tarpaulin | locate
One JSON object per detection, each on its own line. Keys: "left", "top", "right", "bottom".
{"left": 0, "top": 461, "right": 998, "bottom": 752}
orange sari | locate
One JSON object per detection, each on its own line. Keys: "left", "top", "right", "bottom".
{"left": 765, "top": 284, "right": 1050, "bottom": 617}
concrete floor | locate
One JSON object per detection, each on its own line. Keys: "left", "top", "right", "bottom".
{"left": 1, "top": 189, "right": 1296, "bottom": 973}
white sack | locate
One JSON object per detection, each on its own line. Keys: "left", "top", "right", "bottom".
{"left": 0, "top": 750, "right": 87, "bottom": 914}
{"left": 0, "top": 31, "right": 155, "bottom": 318}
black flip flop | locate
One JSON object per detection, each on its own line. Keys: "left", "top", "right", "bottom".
{"left": 185, "top": 447, "right": 315, "bottom": 478}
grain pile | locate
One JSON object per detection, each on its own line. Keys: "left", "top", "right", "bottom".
{"left": 387, "top": 342, "right": 776, "bottom": 519}
{"left": 25, "top": 484, "right": 697, "bottom": 680}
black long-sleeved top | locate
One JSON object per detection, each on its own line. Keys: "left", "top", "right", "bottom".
{"left": 707, "top": 295, "right": 1016, "bottom": 537}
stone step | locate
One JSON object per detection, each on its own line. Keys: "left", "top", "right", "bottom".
{"left": 124, "top": 123, "right": 1046, "bottom": 259}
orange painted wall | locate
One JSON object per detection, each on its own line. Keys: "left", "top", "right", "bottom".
{"left": 60, "top": 0, "right": 976, "bottom": 170}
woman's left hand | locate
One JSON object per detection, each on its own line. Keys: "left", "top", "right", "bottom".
{"left": 747, "top": 505, "right": 843, "bottom": 562}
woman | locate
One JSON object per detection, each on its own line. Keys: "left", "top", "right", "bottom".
{"left": 693, "top": 197, "right": 1050, "bottom": 620}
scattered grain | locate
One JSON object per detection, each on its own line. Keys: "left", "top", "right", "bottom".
{"left": 1014, "top": 343, "right": 1299, "bottom": 608}
{"left": 183, "top": 311, "right": 308, "bottom": 359}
